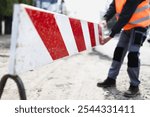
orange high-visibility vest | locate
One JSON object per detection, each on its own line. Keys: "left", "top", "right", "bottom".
{"left": 115, "top": 0, "right": 150, "bottom": 30}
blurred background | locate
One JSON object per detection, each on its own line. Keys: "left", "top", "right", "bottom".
{"left": 0, "top": 0, "right": 114, "bottom": 35}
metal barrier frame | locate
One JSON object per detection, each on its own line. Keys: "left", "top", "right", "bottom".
{"left": 0, "top": 74, "right": 27, "bottom": 100}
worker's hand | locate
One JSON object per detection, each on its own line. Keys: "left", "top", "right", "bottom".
{"left": 99, "top": 36, "right": 112, "bottom": 45}
{"left": 98, "top": 21, "right": 111, "bottom": 45}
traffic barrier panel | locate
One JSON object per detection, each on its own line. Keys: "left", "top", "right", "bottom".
{"left": 9, "top": 4, "right": 104, "bottom": 75}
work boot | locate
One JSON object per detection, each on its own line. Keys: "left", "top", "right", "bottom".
{"left": 97, "top": 77, "right": 116, "bottom": 88}
{"left": 124, "top": 85, "right": 140, "bottom": 97}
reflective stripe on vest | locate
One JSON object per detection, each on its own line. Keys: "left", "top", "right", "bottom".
{"left": 115, "top": 0, "right": 150, "bottom": 30}
{"left": 134, "top": 4, "right": 150, "bottom": 13}
{"left": 129, "top": 15, "right": 150, "bottom": 24}
{"left": 116, "top": 5, "right": 150, "bottom": 16}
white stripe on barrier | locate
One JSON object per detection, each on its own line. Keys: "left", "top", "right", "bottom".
{"left": 94, "top": 23, "right": 99, "bottom": 46}
{"left": 54, "top": 14, "right": 78, "bottom": 55}
{"left": 80, "top": 21, "right": 92, "bottom": 49}
{"left": 9, "top": 5, "right": 20, "bottom": 75}
{"left": 14, "top": 5, "right": 53, "bottom": 74}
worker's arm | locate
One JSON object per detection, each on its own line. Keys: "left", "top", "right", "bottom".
{"left": 109, "top": 0, "right": 144, "bottom": 37}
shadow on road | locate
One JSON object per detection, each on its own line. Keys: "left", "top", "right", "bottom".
{"left": 88, "top": 48, "right": 112, "bottom": 61}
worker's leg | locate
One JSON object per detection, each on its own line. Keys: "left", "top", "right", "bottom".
{"left": 107, "top": 30, "right": 130, "bottom": 79}
{"left": 127, "top": 27, "right": 147, "bottom": 86}
{"left": 124, "top": 27, "right": 147, "bottom": 97}
{"left": 97, "top": 30, "right": 130, "bottom": 87}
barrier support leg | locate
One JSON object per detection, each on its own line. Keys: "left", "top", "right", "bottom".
{"left": 0, "top": 74, "right": 27, "bottom": 100}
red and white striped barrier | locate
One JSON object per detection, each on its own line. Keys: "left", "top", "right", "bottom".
{"left": 9, "top": 4, "right": 105, "bottom": 74}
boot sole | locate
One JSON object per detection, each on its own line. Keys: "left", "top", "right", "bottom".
{"left": 97, "top": 84, "right": 116, "bottom": 88}
{"left": 123, "top": 91, "right": 140, "bottom": 98}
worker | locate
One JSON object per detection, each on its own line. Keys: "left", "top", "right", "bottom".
{"left": 97, "top": 0, "right": 150, "bottom": 97}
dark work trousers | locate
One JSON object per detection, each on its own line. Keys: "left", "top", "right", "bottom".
{"left": 108, "top": 27, "right": 148, "bottom": 86}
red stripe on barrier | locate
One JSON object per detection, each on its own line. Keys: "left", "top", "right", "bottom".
{"left": 88, "top": 22, "right": 96, "bottom": 47}
{"left": 25, "top": 8, "right": 69, "bottom": 60}
{"left": 69, "top": 18, "right": 86, "bottom": 52}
